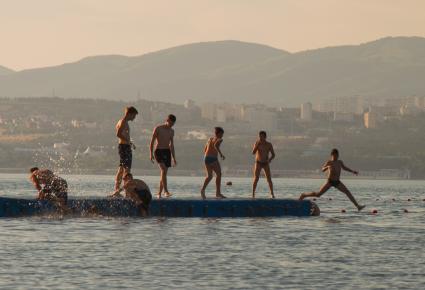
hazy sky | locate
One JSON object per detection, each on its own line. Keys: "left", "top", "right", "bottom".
{"left": 1, "top": 0, "right": 425, "bottom": 70}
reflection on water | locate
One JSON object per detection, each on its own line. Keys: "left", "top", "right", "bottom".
{"left": 0, "top": 174, "right": 424, "bottom": 289}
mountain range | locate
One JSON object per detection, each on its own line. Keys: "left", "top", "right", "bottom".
{"left": 0, "top": 65, "right": 14, "bottom": 76}
{"left": 1, "top": 36, "right": 425, "bottom": 106}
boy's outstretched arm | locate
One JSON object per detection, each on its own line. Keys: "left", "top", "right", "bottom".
{"left": 341, "top": 161, "right": 358, "bottom": 175}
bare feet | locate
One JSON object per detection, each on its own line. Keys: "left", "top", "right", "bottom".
{"left": 156, "top": 193, "right": 162, "bottom": 199}
{"left": 201, "top": 190, "right": 206, "bottom": 200}
{"left": 252, "top": 194, "right": 255, "bottom": 199}
{"left": 164, "top": 192, "right": 173, "bottom": 198}
{"left": 270, "top": 194, "right": 275, "bottom": 199}
{"left": 357, "top": 205, "right": 366, "bottom": 211}
{"left": 299, "top": 193, "right": 306, "bottom": 200}
{"left": 216, "top": 194, "right": 226, "bottom": 199}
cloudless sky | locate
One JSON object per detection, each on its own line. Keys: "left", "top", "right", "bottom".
{"left": 1, "top": 0, "right": 425, "bottom": 70}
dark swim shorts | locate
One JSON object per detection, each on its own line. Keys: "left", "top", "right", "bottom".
{"left": 118, "top": 144, "right": 132, "bottom": 169}
{"left": 155, "top": 149, "right": 172, "bottom": 168}
{"left": 135, "top": 189, "right": 152, "bottom": 210}
{"left": 204, "top": 155, "right": 218, "bottom": 165}
{"left": 328, "top": 179, "right": 341, "bottom": 187}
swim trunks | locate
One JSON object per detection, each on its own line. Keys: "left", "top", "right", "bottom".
{"left": 328, "top": 179, "right": 341, "bottom": 187}
{"left": 135, "top": 188, "right": 152, "bottom": 210}
{"left": 256, "top": 160, "right": 269, "bottom": 166}
{"left": 204, "top": 155, "right": 218, "bottom": 165}
{"left": 155, "top": 148, "right": 172, "bottom": 168}
{"left": 118, "top": 144, "right": 132, "bottom": 169}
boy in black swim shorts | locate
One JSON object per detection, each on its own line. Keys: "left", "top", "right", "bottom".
{"left": 299, "top": 149, "right": 365, "bottom": 211}
{"left": 113, "top": 106, "right": 138, "bottom": 195}
{"left": 150, "top": 114, "right": 177, "bottom": 198}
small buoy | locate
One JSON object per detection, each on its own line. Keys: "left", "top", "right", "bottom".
{"left": 371, "top": 209, "right": 378, "bottom": 214}
{"left": 328, "top": 198, "right": 332, "bottom": 201}
{"left": 407, "top": 198, "right": 411, "bottom": 201}
{"left": 403, "top": 209, "right": 409, "bottom": 213}
{"left": 341, "top": 209, "right": 346, "bottom": 213}
{"left": 226, "top": 181, "right": 232, "bottom": 186}
{"left": 392, "top": 198, "right": 396, "bottom": 201}
{"left": 376, "top": 198, "right": 379, "bottom": 201}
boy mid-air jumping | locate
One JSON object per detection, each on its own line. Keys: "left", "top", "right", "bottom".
{"left": 299, "top": 148, "right": 365, "bottom": 211}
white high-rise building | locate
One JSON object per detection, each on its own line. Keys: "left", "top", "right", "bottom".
{"left": 364, "top": 112, "right": 377, "bottom": 129}
{"left": 300, "top": 102, "right": 313, "bottom": 121}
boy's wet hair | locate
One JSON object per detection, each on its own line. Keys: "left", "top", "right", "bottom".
{"left": 259, "top": 131, "right": 267, "bottom": 137}
{"left": 126, "top": 106, "right": 138, "bottom": 115}
{"left": 331, "top": 148, "right": 339, "bottom": 156}
{"left": 30, "top": 167, "right": 39, "bottom": 173}
{"left": 215, "top": 127, "right": 224, "bottom": 135}
{"left": 168, "top": 114, "right": 177, "bottom": 123}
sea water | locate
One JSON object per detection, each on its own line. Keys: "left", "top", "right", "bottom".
{"left": 0, "top": 174, "right": 424, "bottom": 289}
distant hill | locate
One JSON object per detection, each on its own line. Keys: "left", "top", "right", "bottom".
{"left": 0, "top": 65, "right": 14, "bottom": 76}
{"left": 1, "top": 37, "right": 425, "bottom": 106}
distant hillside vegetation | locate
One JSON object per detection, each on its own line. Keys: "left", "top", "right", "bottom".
{"left": 1, "top": 37, "right": 425, "bottom": 105}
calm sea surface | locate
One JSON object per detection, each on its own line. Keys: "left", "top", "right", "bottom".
{"left": 0, "top": 174, "right": 424, "bottom": 289}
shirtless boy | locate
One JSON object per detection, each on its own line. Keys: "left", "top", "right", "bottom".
{"left": 29, "top": 167, "right": 68, "bottom": 209}
{"left": 114, "top": 173, "right": 152, "bottom": 216}
{"left": 299, "top": 148, "right": 366, "bottom": 211}
{"left": 252, "top": 131, "right": 276, "bottom": 199}
{"left": 200, "top": 127, "right": 226, "bottom": 199}
{"left": 114, "top": 106, "right": 138, "bottom": 195}
{"left": 150, "top": 114, "right": 177, "bottom": 198}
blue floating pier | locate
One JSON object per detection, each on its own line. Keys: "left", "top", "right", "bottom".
{"left": 0, "top": 196, "right": 320, "bottom": 218}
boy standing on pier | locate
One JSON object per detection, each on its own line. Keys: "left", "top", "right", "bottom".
{"left": 200, "top": 127, "right": 226, "bottom": 199}
{"left": 299, "top": 148, "right": 365, "bottom": 211}
{"left": 150, "top": 114, "right": 177, "bottom": 198}
{"left": 252, "top": 131, "right": 275, "bottom": 199}
{"left": 113, "top": 106, "right": 138, "bottom": 196}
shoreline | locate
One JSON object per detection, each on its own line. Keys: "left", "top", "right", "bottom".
{"left": 0, "top": 168, "right": 415, "bottom": 180}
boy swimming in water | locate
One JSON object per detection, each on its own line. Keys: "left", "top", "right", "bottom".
{"left": 252, "top": 131, "right": 275, "bottom": 199}
{"left": 299, "top": 148, "right": 366, "bottom": 211}
{"left": 200, "top": 127, "right": 226, "bottom": 199}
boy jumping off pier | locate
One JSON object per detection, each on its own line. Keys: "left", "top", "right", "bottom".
{"left": 299, "top": 148, "right": 365, "bottom": 211}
